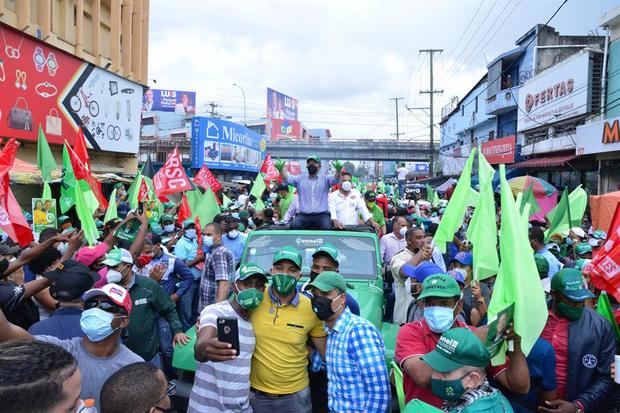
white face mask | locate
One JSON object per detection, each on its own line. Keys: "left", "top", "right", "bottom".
{"left": 399, "top": 227, "right": 408, "bottom": 237}
{"left": 164, "top": 224, "right": 175, "bottom": 233}
{"left": 228, "top": 230, "right": 239, "bottom": 239}
{"left": 56, "top": 242, "right": 68, "bottom": 255}
{"left": 341, "top": 181, "right": 352, "bottom": 192}
{"left": 106, "top": 269, "right": 123, "bottom": 283}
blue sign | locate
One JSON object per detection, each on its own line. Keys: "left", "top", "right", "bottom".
{"left": 143, "top": 89, "right": 196, "bottom": 114}
{"left": 191, "top": 117, "right": 267, "bottom": 172}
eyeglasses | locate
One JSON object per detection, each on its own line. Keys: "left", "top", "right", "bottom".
{"left": 84, "top": 300, "right": 125, "bottom": 315}
{"left": 155, "top": 381, "right": 176, "bottom": 405}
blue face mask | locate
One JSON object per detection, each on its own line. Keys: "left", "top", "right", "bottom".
{"left": 80, "top": 308, "right": 119, "bottom": 342}
{"left": 424, "top": 305, "right": 456, "bottom": 333}
{"left": 566, "top": 237, "right": 574, "bottom": 246}
{"left": 203, "top": 235, "right": 214, "bottom": 247}
{"left": 185, "top": 229, "right": 197, "bottom": 239}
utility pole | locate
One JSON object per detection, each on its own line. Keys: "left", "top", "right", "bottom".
{"left": 389, "top": 97, "right": 404, "bottom": 140}
{"left": 419, "top": 49, "right": 443, "bottom": 177}
{"left": 207, "top": 101, "right": 222, "bottom": 118}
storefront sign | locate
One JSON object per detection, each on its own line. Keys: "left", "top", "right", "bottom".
{"left": 481, "top": 135, "right": 516, "bottom": 164}
{"left": 517, "top": 51, "right": 593, "bottom": 132}
{"left": 0, "top": 23, "right": 143, "bottom": 153}
{"left": 575, "top": 115, "right": 620, "bottom": 155}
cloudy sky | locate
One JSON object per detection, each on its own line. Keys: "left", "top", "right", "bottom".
{"left": 149, "top": 0, "right": 617, "bottom": 140}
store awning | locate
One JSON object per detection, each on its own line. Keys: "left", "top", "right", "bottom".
{"left": 511, "top": 154, "right": 577, "bottom": 169}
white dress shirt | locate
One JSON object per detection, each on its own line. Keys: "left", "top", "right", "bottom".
{"left": 328, "top": 189, "right": 372, "bottom": 225}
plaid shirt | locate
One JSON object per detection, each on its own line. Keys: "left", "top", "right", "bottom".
{"left": 198, "top": 244, "right": 234, "bottom": 310}
{"left": 325, "top": 308, "right": 390, "bottom": 412}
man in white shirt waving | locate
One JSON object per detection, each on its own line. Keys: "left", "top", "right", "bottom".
{"left": 328, "top": 172, "right": 377, "bottom": 230}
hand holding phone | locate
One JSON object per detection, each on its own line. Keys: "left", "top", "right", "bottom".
{"left": 217, "top": 317, "right": 240, "bottom": 356}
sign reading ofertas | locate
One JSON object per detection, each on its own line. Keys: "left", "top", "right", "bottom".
{"left": 517, "top": 51, "right": 593, "bottom": 132}
{"left": 267, "top": 88, "right": 299, "bottom": 120}
{"left": 575, "top": 115, "right": 620, "bottom": 155}
{"left": 142, "top": 89, "right": 196, "bottom": 114}
{"left": 191, "top": 117, "right": 267, "bottom": 172}
{"left": 0, "top": 23, "right": 143, "bottom": 154}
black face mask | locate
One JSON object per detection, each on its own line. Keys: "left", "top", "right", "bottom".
{"left": 307, "top": 165, "right": 318, "bottom": 175}
{"left": 253, "top": 218, "right": 264, "bottom": 227}
{"left": 309, "top": 271, "right": 320, "bottom": 282}
{"left": 311, "top": 295, "right": 337, "bottom": 321}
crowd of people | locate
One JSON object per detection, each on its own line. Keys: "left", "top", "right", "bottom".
{"left": 0, "top": 154, "right": 619, "bottom": 413}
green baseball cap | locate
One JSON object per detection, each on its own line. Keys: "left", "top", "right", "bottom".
{"left": 306, "top": 155, "right": 321, "bottom": 163}
{"left": 421, "top": 328, "right": 490, "bottom": 373}
{"left": 114, "top": 182, "right": 125, "bottom": 189}
{"left": 272, "top": 246, "right": 302, "bottom": 269}
{"left": 101, "top": 248, "right": 134, "bottom": 266}
{"left": 305, "top": 271, "right": 354, "bottom": 293}
{"left": 574, "top": 243, "right": 592, "bottom": 256}
{"left": 575, "top": 259, "right": 591, "bottom": 271}
{"left": 163, "top": 201, "right": 175, "bottom": 209}
{"left": 312, "top": 243, "right": 339, "bottom": 264}
{"left": 551, "top": 268, "right": 595, "bottom": 302}
{"left": 58, "top": 215, "right": 71, "bottom": 225}
{"left": 237, "top": 263, "right": 268, "bottom": 282}
{"left": 160, "top": 214, "right": 175, "bottom": 224}
{"left": 182, "top": 219, "right": 195, "bottom": 229}
{"left": 418, "top": 274, "right": 461, "bottom": 300}
{"left": 534, "top": 255, "right": 549, "bottom": 278}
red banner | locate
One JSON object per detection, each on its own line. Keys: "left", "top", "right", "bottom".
{"left": 0, "top": 139, "right": 33, "bottom": 246}
{"left": 260, "top": 154, "right": 280, "bottom": 183}
{"left": 64, "top": 142, "right": 107, "bottom": 208}
{"left": 153, "top": 147, "right": 193, "bottom": 197}
{"left": 269, "top": 119, "right": 302, "bottom": 141}
{"left": 481, "top": 136, "right": 516, "bottom": 164}
{"left": 193, "top": 164, "right": 222, "bottom": 193}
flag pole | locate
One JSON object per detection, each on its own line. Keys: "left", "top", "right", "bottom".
{"left": 564, "top": 186, "right": 576, "bottom": 259}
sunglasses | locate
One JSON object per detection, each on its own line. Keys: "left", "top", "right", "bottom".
{"left": 84, "top": 300, "right": 126, "bottom": 315}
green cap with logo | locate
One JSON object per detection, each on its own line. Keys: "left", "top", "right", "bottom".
{"left": 421, "top": 327, "right": 490, "bottom": 373}
{"left": 182, "top": 219, "right": 195, "bottom": 229}
{"left": 312, "top": 243, "right": 339, "bottom": 264}
{"left": 101, "top": 248, "right": 134, "bottom": 266}
{"left": 574, "top": 243, "right": 592, "bottom": 256}
{"left": 551, "top": 268, "right": 595, "bottom": 301}
{"left": 272, "top": 246, "right": 302, "bottom": 269}
{"left": 575, "top": 259, "right": 591, "bottom": 271}
{"left": 304, "top": 271, "right": 353, "bottom": 293}
{"left": 306, "top": 155, "right": 321, "bottom": 163}
{"left": 237, "top": 263, "right": 268, "bottom": 282}
{"left": 160, "top": 214, "right": 175, "bottom": 224}
{"left": 418, "top": 274, "right": 461, "bottom": 300}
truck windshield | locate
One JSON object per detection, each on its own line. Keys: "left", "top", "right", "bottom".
{"left": 243, "top": 233, "right": 378, "bottom": 280}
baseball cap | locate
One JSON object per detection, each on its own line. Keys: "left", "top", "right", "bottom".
{"left": 312, "top": 243, "right": 339, "bottom": 264}
{"left": 418, "top": 274, "right": 462, "bottom": 300}
{"left": 276, "top": 184, "right": 290, "bottom": 192}
{"left": 421, "top": 328, "right": 490, "bottom": 373}
{"left": 304, "top": 271, "right": 353, "bottom": 293}
{"left": 593, "top": 230, "right": 607, "bottom": 240}
{"left": 534, "top": 255, "right": 549, "bottom": 278}
{"left": 160, "top": 214, "right": 175, "bottom": 224}
{"left": 403, "top": 262, "right": 444, "bottom": 282}
{"left": 452, "top": 251, "right": 473, "bottom": 267}
{"left": 182, "top": 219, "right": 195, "bottom": 229}
{"left": 575, "top": 259, "right": 591, "bottom": 271}
{"left": 306, "top": 155, "right": 321, "bottom": 163}
{"left": 101, "top": 248, "right": 134, "bottom": 267}
{"left": 446, "top": 269, "right": 465, "bottom": 286}
{"left": 237, "top": 263, "right": 268, "bottom": 282}
{"left": 43, "top": 260, "right": 100, "bottom": 301}
{"left": 163, "top": 201, "right": 175, "bottom": 209}
{"left": 551, "top": 268, "right": 595, "bottom": 302}
{"left": 570, "top": 227, "right": 586, "bottom": 238}
{"left": 82, "top": 283, "right": 132, "bottom": 315}
{"left": 75, "top": 245, "right": 108, "bottom": 267}
{"left": 364, "top": 191, "right": 377, "bottom": 201}
{"left": 574, "top": 243, "right": 592, "bottom": 256}
{"left": 58, "top": 215, "right": 71, "bottom": 225}
{"left": 272, "top": 246, "right": 302, "bottom": 269}
{"left": 113, "top": 182, "right": 125, "bottom": 189}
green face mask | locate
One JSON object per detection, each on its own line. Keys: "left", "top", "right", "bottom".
{"left": 272, "top": 273, "right": 298, "bottom": 296}
{"left": 235, "top": 287, "right": 264, "bottom": 311}
{"left": 430, "top": 374, "right": 468, "bottom": 402}
{"left": 557, "top": 301, "right": 584, "bottom": 321}
{"left": 367, "top": 202, "right": 376, "bottom": 209}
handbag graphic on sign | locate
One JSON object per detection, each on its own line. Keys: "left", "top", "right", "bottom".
{"left": 45, "top": 108, "right": 62, "bottom": 136}
{"left": 9, "top": 97, "right": 32, "bottom": 131}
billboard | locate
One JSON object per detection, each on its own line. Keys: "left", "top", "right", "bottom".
{"left": 575, "top": 115, "right": 620, "bottom": 155}
{"left": 0, "top": 23, "right": 143, "bottom": 153}
{"left": 191, "top": 117, "right": 267, "bottom": 172}
{"left": 517, "top": 51, "right": 593, "bottom": 132}
{"left": 269, "top": 118, "right": 302, "bottom": 141}
{"left": 267, "top": 88, "right": 298, "bottom": 120}
{"left": 142, "top": 89, "right": 196, "bottom": 114}
{"left": 481, "top": 136, "right": 516, "bottom": 164}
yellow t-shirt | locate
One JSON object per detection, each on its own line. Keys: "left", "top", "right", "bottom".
{"left": 250, "top": 289, "right": 327, "bottom": 394}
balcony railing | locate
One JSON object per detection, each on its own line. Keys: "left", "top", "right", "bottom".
{"left": 486, "top": 85, "right": 520, "bottom": 115}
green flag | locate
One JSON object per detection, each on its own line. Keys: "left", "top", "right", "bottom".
{"left": 127, "top": 169, "right": 143, "bottom": 210}
{"left": 186, "top": 189, "right": 203, "bottom": 212}
{"left": 467, "top": 187, "right": 480, "bottom": 207}
{"left": 518, "top": 184, "right": 540, "bottom": 217}
{"left": 597, "top": 291, "right": 620, "bottom": 342}
{"left": 250, "top": 174, "right": 267, "bottom": 201}
{"left": 433, "top": 148, "right": 477, "bottom": 253}
{"left": 42, "top": 182, "right": 52, "bottom": 199}
{"left": 222, "top": 193, "right": 233, "bottom": 208}
{"left": 426, "top": 184, "right": 434, "bottom": 203}
{"left": 255, "top": 198, "right": 266, "bottom": 210}
{"left": 37, "top": 125, "right": 57, "bottom": 182}
{"left": 60, "top": 145, "right": 76, "bottom": 213}
{"left": 545, "top": 185, "right": 587, "bottom": 241}
{"left": 488, "top": 165, "right": 548, "bottom": 363}
{"left": 432, "top": 191, "right": 440, "bottom": 208}
{"left": 104, "top": 188, "right": 118, "bottom": 224}
{"left": 466, "top": 152, "right": 499, "bottom": 281}
{"left": 74, "top": 180, "right": 99, "bottom": 246}
{"left": 193, "top": 188, "right": 220, "bottom": 226}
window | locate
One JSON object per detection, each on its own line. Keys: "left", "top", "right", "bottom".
{"left": 474, "top": 97, "right": 478, "bottom": 113}
{"left": 461, "top": 105, "right": 464, "bottom": 116}
{"left": 142, "top": 117, "right": 155, "bottom": 126}
{"left": 489, "top": 130, "right": 495, "bottom": 141}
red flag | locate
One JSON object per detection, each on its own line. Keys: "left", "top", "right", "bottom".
{"left": 195, "top": 216, "right": 203, "bottom": 247}
{"left": 73, "top": 128, "right": 91, "bottom": 170}
{"left": 138, "top": 178, "right": 149, "bottom": 203}
{"left": 584, "top": 202, "right": 620, "bottom": 302}
{"left": 193, "top": 164, "right": 223, "bottom": 193}
{"left": 153, "top": 147, "right": 193, "bottom": 197}
{"left": 177, "top": 194, "right": 192, "bottom": 226}
{"left": 260, "top": 154, "right": 280, "bottom": 184}
{"left": 0, "top": 140, "right": 33, "bottom": 247}
{"left": 64, "top": 143, "right": 108, "bottom": 208}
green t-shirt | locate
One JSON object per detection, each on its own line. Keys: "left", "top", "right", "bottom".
{"left": 279, "top": 193, "right": 295, "bottom": 217}
{"left": 450, "top": 391, "right": 515, "bottom": 413}
{"left": 369, "top": 204, "right": 386, "bottom": 226}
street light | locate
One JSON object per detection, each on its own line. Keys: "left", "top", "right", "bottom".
{"left": 232, "top": 83, "right": 247, "bottom": 126}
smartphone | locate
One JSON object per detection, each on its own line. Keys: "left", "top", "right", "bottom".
{"left": 217, "top": 317, "right": 240, "bottom": 355}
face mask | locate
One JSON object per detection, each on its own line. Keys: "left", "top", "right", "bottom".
{"left": 228, "top": 230, "right": 239, "bottom": 239}
{"left": 80, "top": 308, "right": 119, "bottom": 342}
{"left": 164, "top": 224, "right": 175, "bottom": 233}
{"left": 272, "top": 273, "right": 298, "bottom": 296}
{"left": 309, "top": 270, "right": 320, "bottom": 282}
{"left": 311, "top": 294, "right": 342, "bottom": 321}
{"left": 367, "top": 202, "right": 376, "bottom": 209}
{"left": 453, "top": 268, "right": 468, "bottom": 280}
{"left": 203, "top": 236, "right": 214, "bottom": 247}
{"left": 307, "top": 165, "right": 318, "bottom": 175}
{"left": 235, "top": 285, "right": 264, "bottom": 310}
{"left": 399, "top": 227, "right": 408, "bottom": 237}
{"left": 253, "top": 218, "right": 264, "bottom": 227}
{"left": 232, "top": 213, "right": 240, "bottom": 219}
{"left": 106, "top": 269, "right": 123, "bottom": 284}
{"left": 557, "top": 301, "right": 584, "bottom": 321}
{"left": 566, "top": 237, "right": 574, "bottom": 246}
{"left": 588, "top": 238, "right": 600, "bottom": 247}
{"left": 137, "top": 254, "right": 153, "bottom": 267}
{"left": 341, "top": 181, "right": 352, "bottom": 192}
{"left": 430, "top": 373, "right": 468, "bottom": 402}
{"left": 185, "top": 229, "right": 197, "bottom": 239}
{"left": 424, "top": 305, "right": 456, "bottom": 333}
{"left": 56, "top": 242, "right": 68, "bottom": 255}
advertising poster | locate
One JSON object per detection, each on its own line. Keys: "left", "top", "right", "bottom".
{"left": 266, "top": 87, "right": 298, "bottom": 120}
{"left": 0, "top": 23, "right": 143, "bottom": 153}
{"left": 269, "top": 118, "right": 302, "bottom": 141}
{"left": 191, "top": 117, "right": 267, "bottom": 172}
{"left": 481, "top": 136, "right": 516, "bottom": 164}
{"left": 485, "top": 303, "right": 515, "bottom": 358}
{"left": 142, "top": 89, "right": 196, "bottom": 115}
{"left": 31, "top": 198, "right": 57, "bottom": 233}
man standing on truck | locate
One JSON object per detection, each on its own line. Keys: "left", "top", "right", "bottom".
{"left": 328, "top": 172, "right": 377, "bottom": 230}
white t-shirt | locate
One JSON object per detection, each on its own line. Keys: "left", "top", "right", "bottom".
{"left": 397, "top": 167, "right": 408, "bottom": 181}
